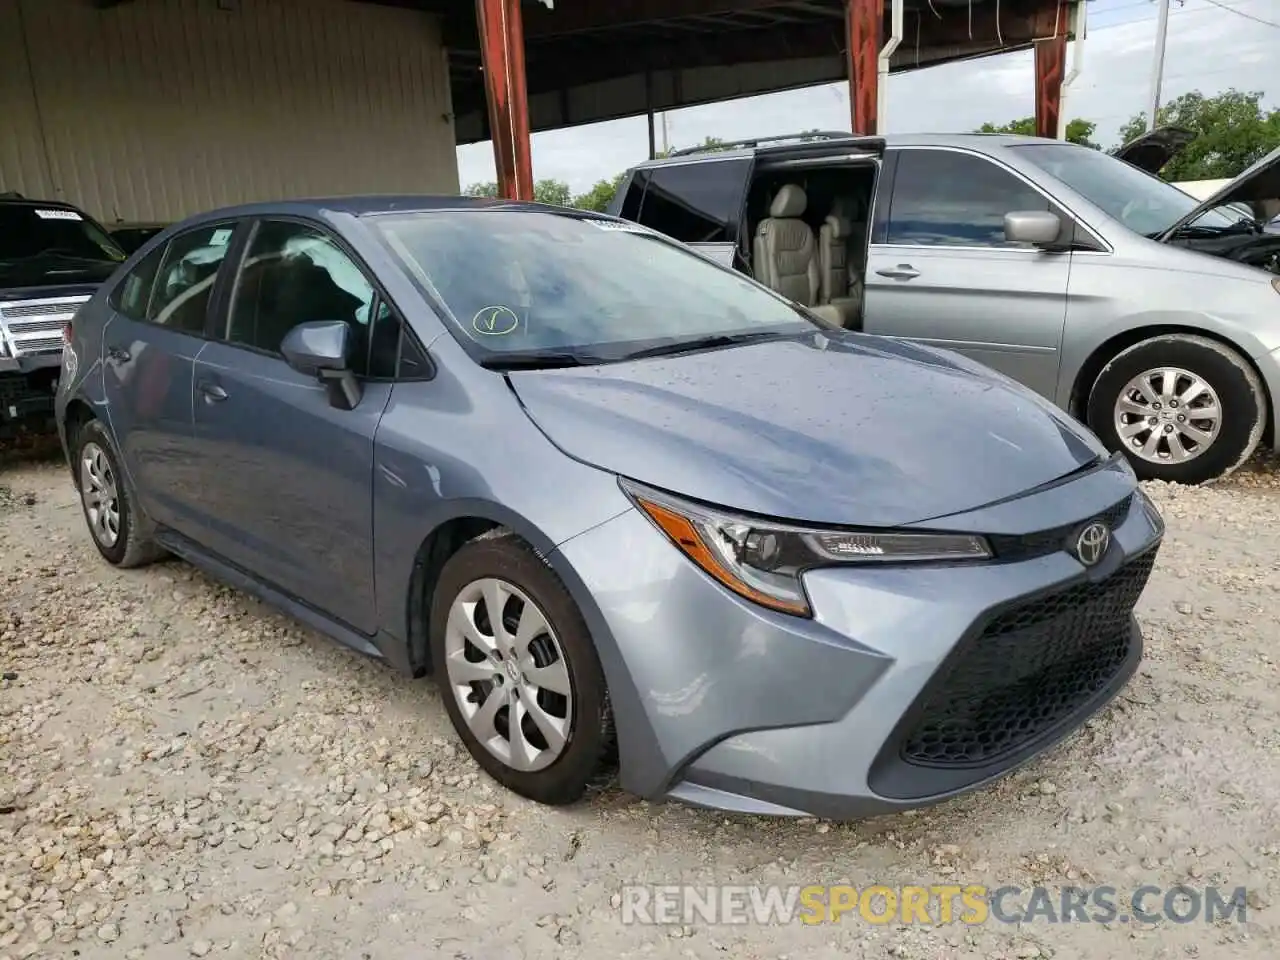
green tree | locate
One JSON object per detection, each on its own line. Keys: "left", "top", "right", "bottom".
{"left": 1116, "top": 89, "right": 1280, "bottom": 180}
{"left": 977, "top": 117, "right": 1100, "bottom": 149}
{"left": 461, "top": 178, "right": 573, "bottom": 205}
{"left": 571, "top": 171, "right": 629, "bottom": 213}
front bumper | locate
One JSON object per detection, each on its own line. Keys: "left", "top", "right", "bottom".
{"left": 553, "top": 455, "right": 1162, "bottom": 819}
{"left": 0, "top": 363, "right": 60, "bottom": 434}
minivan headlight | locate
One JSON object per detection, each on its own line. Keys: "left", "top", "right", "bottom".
{"left": 620, "top": 479, "right": 991, "bottom": 617}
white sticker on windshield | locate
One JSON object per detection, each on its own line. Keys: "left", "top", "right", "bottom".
{"left": 584, "top": 219, "right": 650, "bottom": 234}
{"left": 209, "top": 228, "right": 233, "bottom": 246}
{"left": 34, "top": 208, "right": 82, "bottom": 221}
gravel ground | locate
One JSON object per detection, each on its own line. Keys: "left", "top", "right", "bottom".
{"left": 3, "top": 449, "right": 1280, "bottom": 960}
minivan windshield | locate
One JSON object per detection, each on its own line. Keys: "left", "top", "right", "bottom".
{"left": 1013, "top": 143, "right": 1238, "bottom": 239}
{"left": 370, "top": 210, "right": 815, "bottom": 365}
{"left": 0, "top": 203, "right": 128, "bottom": 288}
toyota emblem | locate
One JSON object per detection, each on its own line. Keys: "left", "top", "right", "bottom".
{"left": 1074, "top": 521, "right": 1111, "bottom": 567}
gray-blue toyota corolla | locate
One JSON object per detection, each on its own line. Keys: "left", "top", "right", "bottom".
{"left": 55, "top": 196, "right": 1164, "bottom": 819}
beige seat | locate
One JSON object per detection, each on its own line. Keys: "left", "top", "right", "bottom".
{"left": 818, "top": 198, "right": 863, "bottom": 329}
{"left": 752, "top": 185, "right": 856, "bottom": 329}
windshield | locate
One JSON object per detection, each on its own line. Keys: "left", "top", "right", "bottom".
{"left": 1013, "top": 143, "right": 1237, "bottom": 238}
{"left": 369, "top": 210, "right": 814, "bottom": 363}
{"left": 0, "top": 203, "right": 127, "bottom": 288}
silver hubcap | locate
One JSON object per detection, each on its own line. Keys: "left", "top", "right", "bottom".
{"left": 80, "top": 442, "right": 121, "bottom": 547}
{"left": 444, "top": 577, "right": 573, "bottom": 773}
{"left": 1114, "top": 366, "right": 1221, "bottom": 465}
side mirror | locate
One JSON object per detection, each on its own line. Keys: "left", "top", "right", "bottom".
{"left": 1003, "top": 210, "right": 1063, "bottom": 248}
{"left": 280, "top": 320, "right": 363, "bottom": 410}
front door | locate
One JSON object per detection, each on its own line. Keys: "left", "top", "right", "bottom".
{"left": 863, "top": 147, "right": 1071, "bottom": 400}
{"left": 101, "top": 222, "right": 242, "bottom": 532}
{"left": 189, "top": 218, "right": 392, "bottom": 635}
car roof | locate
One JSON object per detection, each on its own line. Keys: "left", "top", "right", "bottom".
{"left": 0, "top": 195, "right": 92, "bottom": 212}
{"left": 626, "top": 131, "right": 1075, "bottom": 171}
{"left": 178, "top": 194, "right": 566, "bottom": 226}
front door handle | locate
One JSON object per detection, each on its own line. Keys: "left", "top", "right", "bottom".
{"left": 106, "top": 345, "right": 131, "bottom": 363}
{"left": 876, "top": 264, "right": 920, "bottom": 280}
{"left": 197, "top": 381, "right": 228, "bottom": 402}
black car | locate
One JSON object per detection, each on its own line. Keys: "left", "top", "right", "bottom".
{"left": 1, "top": 194, "right": 128, "bottom": 438}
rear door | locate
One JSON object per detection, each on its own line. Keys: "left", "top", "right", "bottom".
{"left": 863, "top": 146, "right": 1072, "bottom": 399}
{"left": 187, "top": 216, "right": 395, "bottom": 635}
{"left": 101, "top": 220, "right": 244, "bottom": 533}
{"left": 623, "top": 158, "right": 753, "bottom": 269}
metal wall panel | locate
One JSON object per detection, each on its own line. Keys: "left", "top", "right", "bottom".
{"left": 0, "top": 0, "right": 458, "bottom": 224}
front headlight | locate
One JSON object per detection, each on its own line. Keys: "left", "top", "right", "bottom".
{"left": 620, "top": 479, "right": 992, "bottom": 617}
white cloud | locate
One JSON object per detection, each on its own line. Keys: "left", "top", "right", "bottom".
{"left": 457, "top": 0, "right": 1280, "bottom": 194}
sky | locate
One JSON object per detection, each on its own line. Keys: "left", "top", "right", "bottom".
{"left": 456, "top": 0, "right": 1280, "bottom": 194}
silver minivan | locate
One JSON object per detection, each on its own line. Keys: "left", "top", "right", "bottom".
{"left": 612, "top": 132, "right": 1280, "bottom": 484}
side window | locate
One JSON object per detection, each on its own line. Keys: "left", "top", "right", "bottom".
{"left": 637, "top": 161, "right": 750, "bottom": 244}
{"left": 111, "top": 242, "right": 168, "bottom": 322}
{"left": 886, "top": 150, "right": 1050, "bottom": 247}
{"left": 225, "top": 220, "right": 376, "bottom": 370}
{"left": 148, "top": 224, "right": 238, "bottom": 333}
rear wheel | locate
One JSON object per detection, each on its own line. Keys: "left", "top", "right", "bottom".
{"left": 429, "top": 534, "right": 615, "bottom": 805}
{"left": 1087, "top": 334, "right": 1266, "bottom": 485}
{"left": 73, "top": 418, "right": 166, "bottom": 567}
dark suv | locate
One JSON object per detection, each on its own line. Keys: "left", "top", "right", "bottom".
{"left": 1, "top": 193, "right": 127, "bottom": 438}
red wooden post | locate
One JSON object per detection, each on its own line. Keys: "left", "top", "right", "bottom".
{"left": 1033, "top": 24, "right": 1067, "bottom": 139}
{"left": 846, "top": 0, "right": 882, "bottom": 135}
{"left": 475, "top": 0, "right": 535, "bottom": 200}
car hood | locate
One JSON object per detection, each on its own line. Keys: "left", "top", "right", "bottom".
{"left": 1111, "top": 125, "right": 1195, "bottom": 174}
{"left": 507, "top": 331, "right": 1108, "bottom": 528}
{"left": 1158, "top": 144, "right": 1280, "bottom": 242}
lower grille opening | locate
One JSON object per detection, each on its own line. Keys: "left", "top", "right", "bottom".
{"left": 898, "top": 550, "right": 1156, "bottom": 771}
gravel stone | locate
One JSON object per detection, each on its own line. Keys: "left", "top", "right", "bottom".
{"left": 6, "top": 453, "right": 1280, "bottom": 958}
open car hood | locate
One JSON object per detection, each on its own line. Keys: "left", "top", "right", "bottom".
{"left": 1111, "top": 125, "right": 1196, "bottom": 174}
{"left": 1157, "top": 144, "right": 1280, "bottom": 243}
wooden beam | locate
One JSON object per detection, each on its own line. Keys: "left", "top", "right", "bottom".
{"left": 476, "top": 0, "right": 534, "bottom": 200}
{"left": 1033, "top": 1, "right": 1069, "bottom": 138}
{"left": 521, "top": 0, "right": 793, "bottom": 39}
{"left": 846, "top": 0, "right": 880, "bottom": 135}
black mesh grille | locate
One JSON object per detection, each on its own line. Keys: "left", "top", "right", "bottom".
{"left": 899, "top": 550, "right": 1156, "bottom": 768}
{"left": 988, "top": 496, "right": 1132, "bottom": 562}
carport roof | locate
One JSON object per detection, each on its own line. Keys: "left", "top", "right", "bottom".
{"left": 362, "top": 0, "right": 1075, "bottom": 142}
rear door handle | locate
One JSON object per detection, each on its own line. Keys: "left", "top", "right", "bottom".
{"left": 197, "top": 380, "right": 228, "bottom": 402}
{"left": 106, "top": 345, "right": 131, "bottom": 362}
{"left": 875, "top": 265, "right": 920, "bottom": 280}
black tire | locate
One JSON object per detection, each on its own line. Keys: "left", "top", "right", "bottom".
{"left": 1087, "top": 334, "right": 1266, "bottom": 485}
{"left": 71, "top": 418, "right": 166, "bottom": 568}
{"left": 428, "top": 533, "right": 616, "bottom": 805}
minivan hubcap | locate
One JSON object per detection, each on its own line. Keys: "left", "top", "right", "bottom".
{"left": 80, "top": 442, "right": 121, "bottom": 547}
{"left": 444, "top": 577, "right": 573, "bottom": 772}
{"left": 1114, "top": 366, "right": 1221, "bottom": 465}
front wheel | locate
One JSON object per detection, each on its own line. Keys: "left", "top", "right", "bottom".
{"left": 1087, "top": 334, "right": 1266, "bottom": 485}
{"left": 429, "top": 534, "right": 616, "bottom": 805}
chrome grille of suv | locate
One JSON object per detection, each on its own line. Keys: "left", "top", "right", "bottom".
{"left": 0, "top": 296, "right": 88, "bottom": 358}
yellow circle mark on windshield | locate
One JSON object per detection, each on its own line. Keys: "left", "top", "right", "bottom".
{"left": 472, "top": 305, "right": 520, "bottom": 336}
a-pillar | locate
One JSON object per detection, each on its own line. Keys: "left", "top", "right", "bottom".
{"left": 846, "top": 0, "right": 882, "bottom": 135}
{"left": 475, "top": 0, "right": 534, "bottom": 200}
{"left": 1033, "top": 4, "right": 1069, "bottom": 138}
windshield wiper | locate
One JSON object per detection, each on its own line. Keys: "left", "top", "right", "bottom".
{"left": 617, "top": 329, "right": 797, "bottom": 362}
{"left": 478, "top": 350, "right": 601, "bottom": 371}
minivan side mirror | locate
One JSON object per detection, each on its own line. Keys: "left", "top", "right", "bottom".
{"left": 1003, "top": 210, "right": 1063, "bottom": 248}
{"left": 280, "top": 320, "right": 363, "bottom": 410}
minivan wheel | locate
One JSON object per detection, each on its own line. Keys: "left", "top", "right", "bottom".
{"left": 1087, "top": 334, "right": 1266, "bottom": 485}
{"left": 429, "top": 535, "right": 615, "bottom": 805}
{"left": 73, "top": 419, "right": 165, "bottom": 567}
